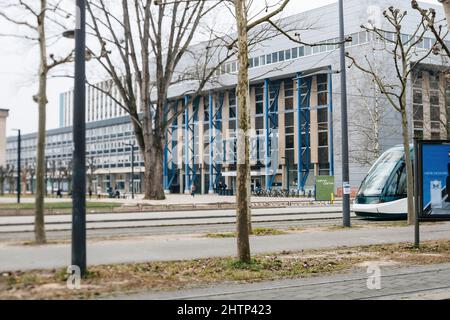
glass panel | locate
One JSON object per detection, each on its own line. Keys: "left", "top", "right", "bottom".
{"left": 357, "top": 147, "right": 404, "bottom": 196}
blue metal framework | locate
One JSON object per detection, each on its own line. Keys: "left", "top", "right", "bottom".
{"left": 184, "top": 96, "right": 200, "bottom": 193}
{"left": 264, "top": 79, "right": 281, "bottom": 189}
{"left": 209, "top": 92, "right": 224, "bottom": 193}
{"left": 296, "top": 73, "right": 313, "bottom": 191}
{"left": 164, "top": 101, "right": 179, "bottom": 191}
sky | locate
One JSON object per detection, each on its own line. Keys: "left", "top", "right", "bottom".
{"left": 0, "top": 0, "right": 441, "bottom": 137}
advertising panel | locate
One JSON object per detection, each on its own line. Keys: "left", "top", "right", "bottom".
{"left": 417, "top": 141, "right": 450, "bottom": 220}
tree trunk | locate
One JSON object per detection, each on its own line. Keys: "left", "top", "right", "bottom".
{"left": 143, "top": 137, "right": 165, "bottom": 200}
{"left": 401, "top": 102, "right": 414, "bottom": 225}
{"left": 34, "top": 0, "right": 47, "bottom": 244}
{"left": 235, "top": 0, "right": 251, "bottom": 264}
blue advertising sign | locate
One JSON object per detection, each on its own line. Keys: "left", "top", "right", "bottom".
{"left": 419, "top": 142, "right": 450, "bottom": 219}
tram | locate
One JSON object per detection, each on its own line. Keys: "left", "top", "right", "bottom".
{"left": 353, "top": 145, "right": 412, "bottom": 219}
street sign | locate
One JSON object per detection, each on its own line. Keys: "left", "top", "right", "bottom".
{"left": 316, "top": 176, "right": 335, "bottom": 201}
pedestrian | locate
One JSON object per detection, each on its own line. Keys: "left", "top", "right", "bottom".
{"left": 97, "top": 186, "right": 102, "bottom": 199}
{"left": 191, "top": 184, "right": 196, "bottom": 197}
{"left": 88, "top": 187, "right": 92, "bottom": 199}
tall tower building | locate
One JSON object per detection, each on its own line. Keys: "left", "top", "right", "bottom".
{"left": 0, "top": 109, "right": 9, "bottom": 167}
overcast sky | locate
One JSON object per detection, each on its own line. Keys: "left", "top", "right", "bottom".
{"left": 0, "top": 0, "right": 440, "bottom": 137}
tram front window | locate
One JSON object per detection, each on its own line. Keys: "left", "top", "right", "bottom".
{"left": 358, "top": 148, "right": 404, "bottom": 197}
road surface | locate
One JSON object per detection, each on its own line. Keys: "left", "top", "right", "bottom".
{"left": 0, "top": 221, "right": 449, "bottom": 272}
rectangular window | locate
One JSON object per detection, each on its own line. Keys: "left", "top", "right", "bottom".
{"left": 226, "top": 63, "right": 231, "bottom": 73}
{"left": 401, "top": 33, "right": 409, "bottom": 44}
{"left": 313, "top": 46, "right": 320, "bottom": 54}
{"left": 320, "top": 41, "right": 327, "bottom": 53}
{"left": 299, "top": 46, "right": 305, "bottom": 57}
{"left": 304, "top": 46, "right": 311, "bottom": 56}
{"left": 254, "top": 57, "right": 260, "bottom": 67}
{"left": 232, "top": 61, "right": 237, "bottom": 73}
{"left": 291, "top": 47, "right": 298, "bottom": 59}
{"left": 260, "top": 55, "right": 266, "bottom": 66}
{"left": 255, "top": 87, "right": 264, "bottom": 115}
{"left": 272, "top": 52, "right": 278, "bottom": 63}
{"left": 266, "top": 54, "right": 272, "bottom": 64}
{"left": 249, "top": 58, "right": 254, "bottom": 68}
{"left": 285, "top": 49, "right": 291, "bottom": 60}
{"left": 278, "top": 50, "right": 285, "bottom": 62}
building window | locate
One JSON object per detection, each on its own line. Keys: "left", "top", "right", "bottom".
{"left": 317, "top": 74, "right": 328, "bottom": 106}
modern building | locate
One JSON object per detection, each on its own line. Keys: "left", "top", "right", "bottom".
{"left": 5, "top": 0, "right": 450, "bottom": 195}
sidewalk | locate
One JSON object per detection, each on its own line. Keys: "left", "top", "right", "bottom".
{"left": 0, "top": 194, "right": 337, "bottom": 206}
{"left": 0, "top": 221, "right": 449, "bottom": 272}
{"left": 116, "top": 263, "right": 450, "bottom": 300}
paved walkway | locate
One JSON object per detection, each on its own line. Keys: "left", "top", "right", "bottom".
{"left": 116, "top": 263, "right": 450, "bottom": 300}
{"left": 0, "top": 194, "right": 334, "bottom": 206}
{"left": 0, "top": 222, "right": 449, "bottom": 272}
{"left": 0, "top": 207, "right": 344, "bottom": 233}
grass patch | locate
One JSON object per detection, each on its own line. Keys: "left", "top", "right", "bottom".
{"left": 2, "top": 239, "right": 450, "bottom": 299}
{"left": 205, "top": 228, "right": 287, "bottom": 238}
{"left": 0, "top": 202, "right": 122, "bottom": 211}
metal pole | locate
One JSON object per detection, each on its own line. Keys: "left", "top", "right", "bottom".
{"left": 17, "top": 130, "right": 21, "bottom": 204}
{"left": 339, "top": 0, "right": 351, "bottom": 227}
{"left": 72, "top": 0, "right": 87, "bottom": 276}
{"left": 131, "top": 144, "right": 135, "bottom": 200}
{"left": 209, "top": 93, "right": 214, "bottom": 194}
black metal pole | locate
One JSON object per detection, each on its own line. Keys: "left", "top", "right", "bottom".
{"left": 16, "top": 130, "right": 21, "bottom": 204}
{"left": 339, "top": 0, "right": 351, "bottom": 227}
{"left": 131, "top": 144, "right": 135, "bottom": 200}
{"left": 71, "top": 0, "right": 87, "bottom": 276}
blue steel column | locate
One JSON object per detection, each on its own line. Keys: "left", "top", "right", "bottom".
{"left": 296, "top": 73, "right": 302, "bottom": 192}
{"left": 264, "top": 79, "right": 270, "bottom": 189}
{"left": 184, "top": 96, "right": 190, "bottom": 194}
{"left": 208, "top": 92, "right": 214, "bottom": 193}
{"left": 327, "top": 66, "right": 334, "bottom": 176}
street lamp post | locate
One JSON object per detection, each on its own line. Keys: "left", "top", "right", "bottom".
{"left": 124, "top": 142, "right": 135, "bottom": 200}
{"left": 282, "top": 156, "right": 290, "bottom": 192}
{"left": 68, "top": 0, "right": 87, "bottom": 276}
{"left": 12, "top": 129, "right": 21, "bottom": 204}
{"left": 339, "top": 0, "right": 351, "bottom": 227}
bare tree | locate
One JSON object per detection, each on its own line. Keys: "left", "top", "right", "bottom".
{"left": 225, "top": 0, "right": 289, "bottom": 263}
{"left": 6, "top": 165, "right": 15, "bottom": 194}
{"left": 28, "top": 163, "right": 36, "bottom": 194}
{"left": 346, "top": 6, "right": 440, "bottom": 224}
{"left": 21, "top": 164, "right": 28, "bottom": 195}
{"left": 413, "top": 1, "right": 450, "bottom": 57}
{"left": 85, "top": 0, "right": 235, "bottom": 200}
{"left": 0, "top": 0, "right": 74, "bottom": 244}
